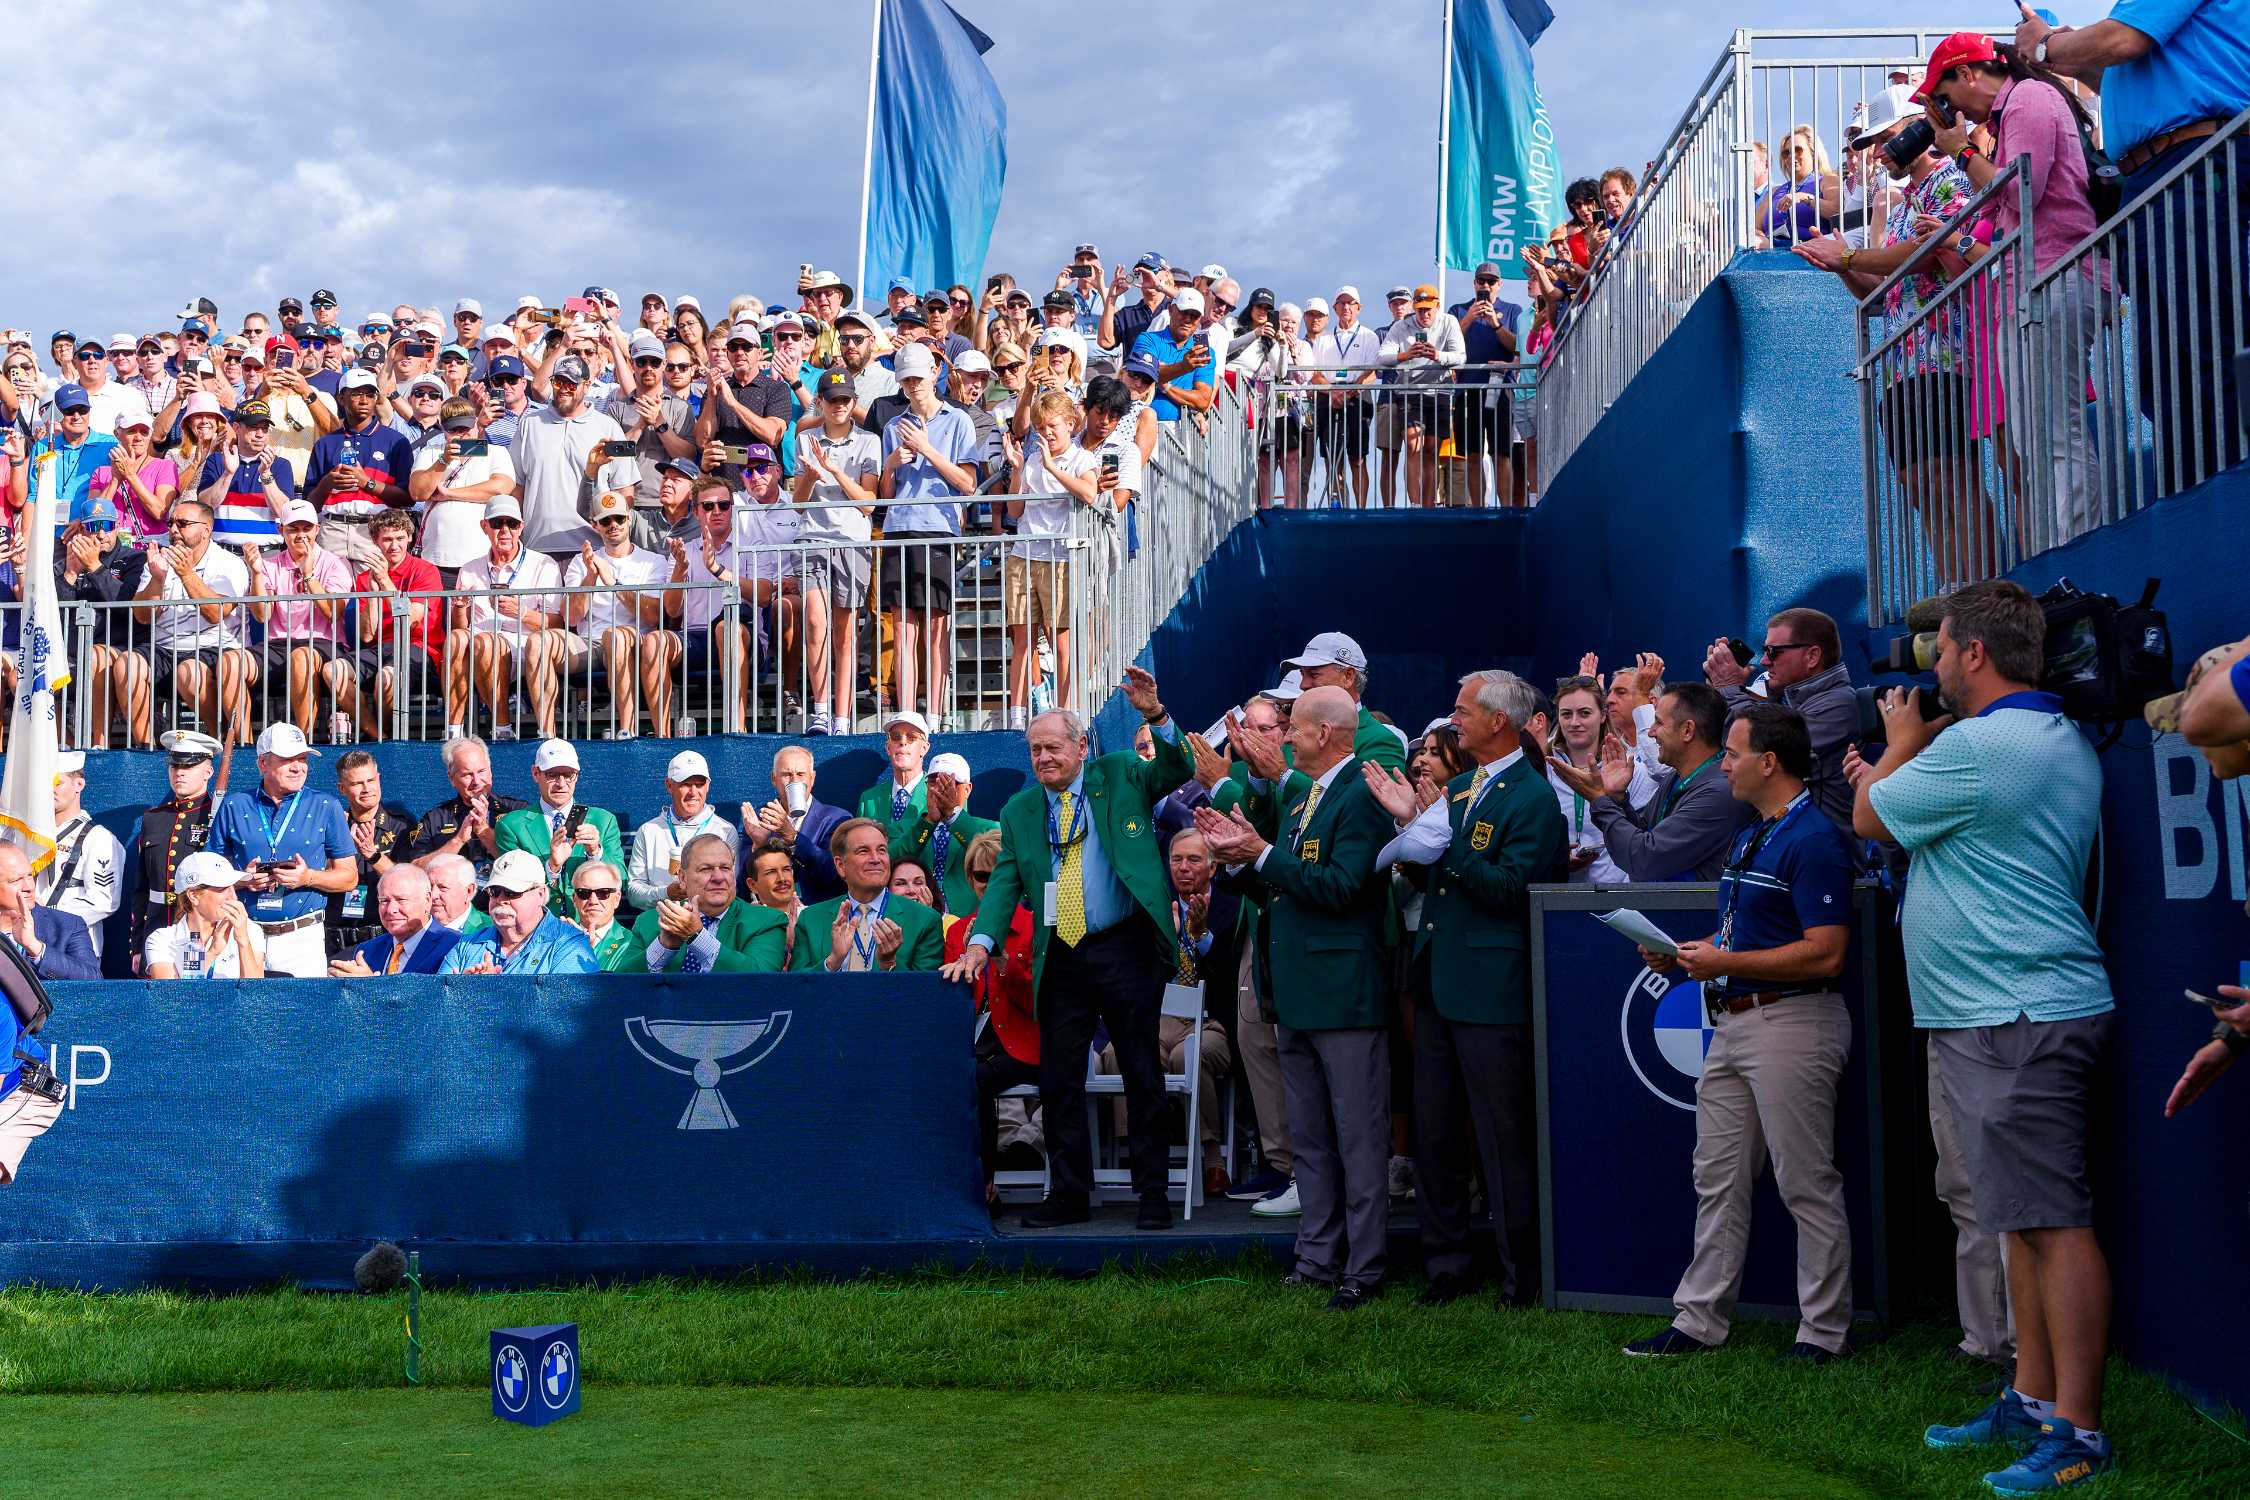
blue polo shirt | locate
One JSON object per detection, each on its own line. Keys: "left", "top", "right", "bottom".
{"left": 2102, "top": 0, "right": 2250, "bottom": 159}
{"left": 1448, "top": 297, "right": 1524, "bottom": 368}
{"left": 1131, "top": 327, "right": 1214, "bottom": 421}
{"left": 303, "top": 420, "right": 413, "bottom": 513}
{"left": 1710, "top": 792, "right": 1855, "bottom": 995}
{"left": 27, "top": 432, "right": 119, "bottom": 526}
{"left": 206, "top": 784, "right": 355, "bottom": 923}
{"left": 880, "top": 404, "right": 981, "bottom": 535}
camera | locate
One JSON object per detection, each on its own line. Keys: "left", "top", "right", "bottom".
{"left": 1882, "top": 118, "right": 1937, "bottom": 174}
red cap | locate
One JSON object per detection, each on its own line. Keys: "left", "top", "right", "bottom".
{"left": 265, "top": 335, "right": 300, "bottom": 354}
{"left": 1911, "top": 31, "right": 1998, "bottom": 105}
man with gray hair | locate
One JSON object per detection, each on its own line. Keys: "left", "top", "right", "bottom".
{"left": 1368, "top": 668, "right": 1571, "bottom": 1306}
{"left": 329, "top": 863, "right": 464, "bottom": 976}
{"left": 405, "top": 734, "right": 527, "bottom": 882}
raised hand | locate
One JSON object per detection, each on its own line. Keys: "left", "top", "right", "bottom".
{"left": 1361, "top": 762, "right": 1421, "bottom": 824}
{"left": 1120, "top": 665, "right": 1161, "bottom": 718}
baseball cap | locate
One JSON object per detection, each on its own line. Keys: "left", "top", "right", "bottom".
{"left": 816, "top": 368, "right": 855, "bottom": 401}
{"left": 628, "top": 330, "right": 665, "bottom": 360}
{"left": 239, "top": 344, "right": 267, "bottom": 366}
{"left": 1386, "top": 285, "right": 1412, "bottom": 302}
{"left": 174, "top": 851, "right": 244, "bottom": 895}
{"left": 1198, "top": 263, "right": 1227, "bottom": 281}
{"left": 180, "top": 318, "right": 213, "bottom": 339}
{"left": 1413, "top": 284, "right": 1441, "bottom": 308}
{"left": 180, "top": 393, "right": 224, "bottom": 423}
{"left": 1912, "top": 31, "right": 1999, "bottom": 104}
{"left": 277, "top": 295, "right": 304, "bottom": 314}
{"left": 161, "top": 729, "right": 225, "bottom": 762}
{"left": 892, "top": 343, "right": 937, "bottom": 381}
{"left": 586, "top": 286, "right": 619, "bottom": 306}
{"left": 928, "top": 751, "right": 971, "bottom": 780}
{"left": 1336, "top": 285, "right": 1362, "bottom": 304}
{"left": 589, "top": 489, "right": 634, "bottom": 522}
{"left": 887, "top": 275, "right": 917, "bottom": 294}
{"left": 49, "top": 328, "right": 76, "bottom": 345}
{"left": 1270, "top": 669, "right": 1306, "bottom": 701}
{"left": 105, "top": 333, "right": 135, "bottom": 353}
{"left": 552, "top": 354, "right": 590, "bottom": 385}
{"left": 437, "top": 343, "right": 471, "bottom": 364}
{"left": 675, "top": 294, "right": 702, "bottom": 313}
{"left": 883, "top": 709, "right": 932, "bottom": 737}
{"left": 282, "top": 500, "right": 319, "bottom": 527}
{"left": 1004, "top": 286, "right": 1033, "bottom": 306}
{"left": 1134, "top": 252, "right": 1168, "bottom": 273}
{"left": 404, "top": 374, "right": 446, "bottom": 398}
{"left": 176, "top": 296, "right": 219, "bottom": 322}
{"left": 52, "top": 383, "right": 90, "bottom": 413}
{"left": 667, "top": 749, "right": 712, "bottom": 782}
{"left": 1171, "top": 289, "right": 1206, "bottom": 315}
{"left": 487, "top": 354, "right": 527, "bottom": 380}
{"left": 1305, "top": 296, "right": 1332, "bottom": 316}
{"left": 769, "top": 311, "right": 809, "bottom": 335}
{"left": 1850, "top": 83, "right": 1920, "bottom": 147}
{"left": 482, "top": 328, "right": 518, "bottom": 347}
{"left": 256, "top": 722, "right": 320, "bottom": 758}
{"left": 921, "top": 290, "right": 950, "bottom": 310}
{"left": 533, "top": 738, "right": 581, "bottom": 772}
{"left": 656, "top": 455, "right": 702, "bottom": 481}
{"left": 484, "top": 496, "right": 523, "bottom": 523}
{"left": 486, "top": 849, "right": 548, "bottom": 895}
{"left": 891, "top": 304, "right": 928, "bottom": 330}
{"left": 723, "top": 324, "right": 761, "bottom": 347}
{"left": 1074, "top": 243, "right": 1101, "bottom": 258}
{"left": 2145, "top": 642, "right": 2238, "bottom": 735}
{"left": 74, "top": 337, "right": 106, "bottom": 356}
{"left": 69, "top": 494, "right": 119, "bottom": 528}
{"left": 453, "top": 298, "right": 483, "bottom": 318}
{"left": 1121, "top": 352, "right": 1160, "bottom": 384}
{"left": 1284, "top": 631, "right": 1369, "bottom": 673}
{"left": 1473, "top": 261, "right": 1503, "bottom": 280}
{"left": 339, "top": 368, "right": 379, "bottom": 393}
{"left": 235, "top": 398, "right": 273, "bottom": 424}
{"left": 835, "top": 308, "right": 878, "bottom": 334}
{"left": 1041, "top": 289, "right": 1075, "bottom": 311}
{"left": 311, "top": 288, "right": 339, "bottom": 307}
{"left": 951, "top": 349, "right": 992, "bottom": 375}
{"left": 741, "top": 442, "right": 777, "bottom": 469}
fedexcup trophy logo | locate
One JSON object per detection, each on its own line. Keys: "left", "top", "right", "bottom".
{"left": 1619, "top": 967, "right": 1709, "bottom": 1112}
{"left": 624, "top": 1013, "right": 792, "bottom": 1130}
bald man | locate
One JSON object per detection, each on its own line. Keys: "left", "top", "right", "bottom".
{"left": 330, "top": 864, "right": 464, "bottom": 975}
{"left": 0, "top": 844, "right": 100, "bottom": 981}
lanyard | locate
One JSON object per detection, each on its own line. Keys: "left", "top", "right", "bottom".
{"left": 1658, "top": 755, "right": 1715, "bottom": 822}
{"left": 668, "top": 810, "right": 714, "bottom": 847}
{"left": 1717, "top": 794, "right": 1810, "bottom": 953}
{"left": 1047, "top": 788, "right": 1088, "bottom": 868}
{"left": 256, "top": 790, "right": 305, "bottom": 859}
{"left": 848, "top": 891, "right": 889, "bottom": 969}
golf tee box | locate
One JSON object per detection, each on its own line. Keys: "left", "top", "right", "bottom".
{"left": 491, "top": 1323, "right": 580, "bottom": 1426}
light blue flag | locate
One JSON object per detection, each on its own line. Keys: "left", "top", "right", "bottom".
{"left": 1440, "top": 0, "right": 1562, "bottom": 290}
{"left": 863, "top": 0, "right": 1008, "bottom": 299}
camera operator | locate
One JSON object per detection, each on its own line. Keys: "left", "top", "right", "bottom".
{"left": 1848, "top": 580, "right": 2119, "bottom": 1489}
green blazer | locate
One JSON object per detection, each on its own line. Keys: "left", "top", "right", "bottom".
{"left": 858, "top": 775, "right": 929, "bottom": 847}
{"left": 1415, "top": 757, "right": 1570, "bottom": 1025}
{"left": 971, "top": 722, "right": 1195, "bottom": 1003}
{"left": 891, "top": 809, "right": 999, "bottom": 917}
{"left": 588, "top": 921, "right": 645, "bottom": 973}
{"left": 787, "top": 892, "right": 946, "bottom": 972}
{"left": 629, "top": 899, "right": 788, "bottom": 973}
{"left": 1279, "top": 704, "right": 1407, "bottom": 805}
{"left": 493, "top": 804, "right": 625, "bottom": 921}
{"left": 1253, "top": 760, "right": 1394, "bottom": 1031}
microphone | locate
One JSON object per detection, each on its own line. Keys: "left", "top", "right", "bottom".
{"left": 354, "top": 1240, "right": 407, "bottom": 1294}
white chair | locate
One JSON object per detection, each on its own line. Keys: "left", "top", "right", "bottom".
{"left": 1083, "top": 985, "right": 1211, "bottom": 1221}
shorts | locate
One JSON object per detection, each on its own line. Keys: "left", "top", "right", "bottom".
{"left": 877, "top": 533, "right": 957, "bottom": 614}
{"left": 345, "top": 644, "right": 434, "bottom": 690}
{"left": 681, "top": 625, "right": 745, "bottom": 679}
{"left": 0, "top": 1085, "right": 63, "bottom": 1185}
{"left": 1374, "top": 399, "right": 1404, "bottom": 450}
{"left": 1930, "top": 1010, "right": 2112, "bottom": 1235}
{"left": 1877, "top": 371, "right": 1972, "bottom": 460}
{"left": 259, "top": 637, "right": 345, "bottom": 681}
{"left": 1003, "top": 554, "right": 1070, "bottom": 633}
{"left": 1317, "top": 396, "right": 1371, "bottom": 461}
{"left": 1510, "top": 398, "right": 1537, "bottom": 444}
{"left": 151, "top": 646, "right": 247, "bottom": 696}
{"left": 1398, "top": 390, "right": 1453, "bottom": 441}
{"left": 797, "top": 543, "right": 873, "bottom": 610}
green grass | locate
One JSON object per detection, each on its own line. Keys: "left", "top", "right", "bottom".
{"left": 3, "top": 1258, "right": 2246, "bottom": 1498}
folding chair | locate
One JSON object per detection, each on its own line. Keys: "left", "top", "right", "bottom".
{"left": 1084, "top": 984, "right": 1210, "bottom": 1221}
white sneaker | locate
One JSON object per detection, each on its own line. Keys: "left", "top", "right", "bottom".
{"left": 329, "top": 712, "right": 352, "bottom": 745}
{"left": 1008, "top": 706, "right": 1028, "bottom": 731}
{"left": 1249, "top": 1180, "right": 1301, "bottom": 1218}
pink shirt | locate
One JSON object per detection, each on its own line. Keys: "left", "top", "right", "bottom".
{"left": 1989, "top": 78, "right": 2099, "bottom": 277}
{"left": 255, "top": 545, "right": 354, "bottom": 642}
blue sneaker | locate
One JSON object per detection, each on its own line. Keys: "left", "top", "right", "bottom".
{"left": 1226, "top": 1167, "right": 1288, "bottom": 1201}
{"left": 1927, "top": 1389, "right": 2044, "bottom": 1450}
{"left": 1621, "top": 1326, "right": 1716, "bottom": 1357}
{"left": 1982, "top": 1419, "right": 2114, "bottom": 1495}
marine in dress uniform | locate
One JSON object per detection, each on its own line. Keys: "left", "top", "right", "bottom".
{"left": 126, "top": 731, "right": 224, "bottom": 970}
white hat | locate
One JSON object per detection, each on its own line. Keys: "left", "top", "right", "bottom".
{"left": 928, "top": 751, "right": 971, "bottom": 780}
{"left": 1284, "top": 631, "right": 1369, "bottom": 673}
{"left": 282, "top": 500, "right": 319, "bottom": 527}
{"left": 486, "top": 848, "right": 548, "bottom": 895}
{"left": 666, "top": 749, "right": 711, "bottom": 782}
{"left": 161, "top": 729, "right": 225, "bottom": 760}
{"left": 404, "top": 374, "right": 446, "bottom": 398}
{"left": 950, "top": 349, "right": 993, "bottom": 375}
{"left": 534, "top": 738, "right": 580, "bottom": 772}
{"left": 484, "top": 496, "right": 523, "bottom": 523}
{"left": 1171, "top": 289, "right": 1206, "bottom": 315}
{"left": 339, "top": 368, "right": 379, "bottom": 392}
{"left": 515, "top": 294, "right": 543, "bottom": 312}
{"left": 1270, "top": 670, "right": 1306, "bottom": 701}
{"left": 628, "top": 330, "right": 665, "bottom": 360}
{"left": 883, "top": 709, "right": 932, "bottom": 737}
{"left": 256, "top": 722, "right": 319, "bottom": 758}
{"left": 1422, "top": 716, "right": 1454, "bottom": 739}
{"left": 1305, "top": 297, "right": 1332, "bottom": 316}
{"left": 1198, "top": 263, "right": 1227, "bottom": 281}
{"left": 453, "top": 298, "right": 484, "bottom": 318}
{"left": 1335, "top": 285, "right": 1363, "bottom": 304}
{"left": 1849, "top": 83, "right": 1920, "bottom": 148}
{"left": 892, "top": 343, "right": 937, "bottom": 382}
{"left": 54, "top": 751, "right": 85, "bottom": 775}
{"left": 676, "top": 294, "right": 702, "bottom": 312}
{"left": 483, "top": 328, "right": 518, "bottom": 348}
{"left": 174, "top": 851, "right": 243, "bottom": 894}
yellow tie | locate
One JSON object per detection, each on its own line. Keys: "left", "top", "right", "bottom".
{"left": 1465, "top": 765, "right": 1491, "bottom": 808}
{"left": 1294, "top": 781, "right": 1325, "bottom": 844}
{"left": 1056, "top": 791, "right": 1086, "bottom": 947}
{"left": 385, "top": 942, "right": 404, "bottom": 975}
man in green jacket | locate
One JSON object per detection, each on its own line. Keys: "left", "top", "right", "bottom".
{"left": 1368, "top": 669, "right": 1569, "bottom": 1307}
{"left": 858, "top": 709, "right": 933, "bottom": 845}
{"left": 791, "top": 816, "right": 946, "bottom": 972}
{"left": 492, "top": 740, "right": 625, "bottom": 923}
{"left": 1275, "top": 631, "right": 1408, "bottom": 800}
{"left": 1197, "top": 686, "right": 1395, "bottom": 1307}
{"left": 889, "top": 750, "right": 995, "bottom": 918}
{"left": 629, "top": 832, "right": 787, "bottom": 973}
{"left": 943, "top": 666, "right": 1193, "bottom": 1231}
{"left": 566, "top": 859, "right": 644, "bottom": 972}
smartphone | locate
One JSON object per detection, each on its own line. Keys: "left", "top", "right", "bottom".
{"left": 456, "top": 437, "right": 490, "bottom": 457}
{"left": 1100, "top": 451, "right": 1121, "bottom": 482}
{"left": 1069, "top": 265, "right": 1094, "bottom": 280}
{"left": 2186, "top": 989, "right": 2233, "bottom": 1010}
{"left": 798, "top": 262, "right": 814, "bottom": 282}
{"left": 988, "top": 275, "right": 1007, "bottom": 292}
{"left": 600, "top": 439, "right": 639, "bottom": 460}
{"left": 719, "top": 443, "right": 751, "bottom": 464}
{"left": 563, "top": 296, "right": 596, "bottom": 318}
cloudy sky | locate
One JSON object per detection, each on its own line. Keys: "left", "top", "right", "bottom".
{"left": 9, "top": 0, "right": 1882, "bottom": 339}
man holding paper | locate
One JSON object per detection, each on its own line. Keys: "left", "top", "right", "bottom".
{"left": 1619, "top": 703, "right": 1858, "bottom": 1364}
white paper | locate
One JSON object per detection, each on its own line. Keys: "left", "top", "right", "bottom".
{"left": 1595, "top": 908, "right": 1679, "bottom": 956}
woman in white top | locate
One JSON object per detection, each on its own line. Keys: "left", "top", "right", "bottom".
{"left": 1545, "top": 673, "right": 1657, "bottom": 885}
{"left": 144, "top": 852, "right": 267, "bottom": 979}
{"left": 409, "top": 397, "right": 520, "bottom": 579}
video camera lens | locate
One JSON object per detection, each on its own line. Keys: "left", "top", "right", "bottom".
{"left": 1883, "top": 119, "right": 1937, "bottom": 174}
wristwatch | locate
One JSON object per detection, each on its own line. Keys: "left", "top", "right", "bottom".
{"left": 2218, "top": 1021, "right": 2250, "bottom": 1055}
{"left": 1839, "top": 246, "right": 1857, "bottom": 273}
{"left": 1954, "top": 232, "right": 1978, "bottom": 260}
{"left": 1957, "top": 143, "right": 1984, "bottom": 168}
{"left": 2033, "top": 37, "right": 2050, "bottom": 67}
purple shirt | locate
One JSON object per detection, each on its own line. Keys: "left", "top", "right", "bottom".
{"left": 1989, "top": 77, "right": 2099, "bottom": 277}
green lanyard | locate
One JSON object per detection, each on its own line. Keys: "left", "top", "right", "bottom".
{"left": 1657, "top": 755, "right": 1716, "bottom": 822}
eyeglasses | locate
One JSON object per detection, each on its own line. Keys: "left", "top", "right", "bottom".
{"left": 487, "top": 519, "right": 521, "bottom": 530}
{"left": 1210, "top": 300, "right": 1236, "bottom": 313}
{"left": 168, "top": 516, "right": 208, "bottom": 529}
{"left": 632, "top": 356, "right": 663, "bottom": 368}
{"left": 697, "top": 500, "right": 731, "bottom": 512}
{"left": 1761, "top": 642, "right": 1816, "bottom": 660}
{"left": 663, "top": 361, "right": 695, "bottom": 372}
{"left": 838, "top": 334, "right": 869, "bottom": 346}
{"left": 573, "top": 885, "right": 619, "bottom": 900}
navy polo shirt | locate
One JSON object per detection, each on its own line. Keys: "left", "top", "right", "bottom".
{"left": 303, "top": 420, "right": 413, "bottom": 512}
{"left": 206, "top": 785, "right": 355, "bottom": 923}
{"left": 1710, "top": 792, "right": 1854, "bottom": 994}
{"left": 1448, "top": 297, "right": 1524, "bottom": 368}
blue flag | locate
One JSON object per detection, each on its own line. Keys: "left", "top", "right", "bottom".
{"left": 1439, "top": 0, "right": 1561, "bottom": 290}
{"left": 863, "top": 0, "right": 1008, "bottom": 298}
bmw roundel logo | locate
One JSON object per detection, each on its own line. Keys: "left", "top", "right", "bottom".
{"left": 541, "top": 1340, "right": 576, "bottom": 1409}
{"left": 1620, "top": 966, "right": 1711, "bottom": 1112}
{"left": 494, "top": 1343, "right": 531, "bottom": 1413}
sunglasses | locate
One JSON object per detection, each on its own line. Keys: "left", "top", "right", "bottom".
{"left": 595, "top": 514, "right": 631, "bottom": 525}
{"left": 491, "top": 374, "right": 523, "bottom": 386}
{"left": 168, "top": 516, "right": 207, "bottom": 529}
{"left": 221, "top": 353, "right": 244, "bottom": 363}
{"left": 838, "top": 334, "right": 869, "bottom": 346}
{"left": 632, "top": 356, "right": 662, "bottom": 368}
{"left": 572, "top": 885, "right": 619, "bottom": 900}
{"left": 57, "top": 405, "right": 90, "bottom": 416}
{"left": 487, "top": 518, "right": 522, "bottom": 530}
{"left": 663, "top": 361, "right": 694, "bottom": 372}
{"left": 697, "top": 500, "right": 731, "bottom": 512}
{"left": 1210, "top": 300, "right": 1236, "bottom": 314}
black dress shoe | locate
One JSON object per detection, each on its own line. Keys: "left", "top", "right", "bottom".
{"left": 1136, "top": 1194, "right": 1173, "bottom": 1231}
{"left": 1326, "top": 1282, "right": 1378, "bottom": 1312}
{"left": 1019, "top": 1197, "right": 1090, "bottom": 1229}
{"left": 1415, "top": 1272, "right": 1479, "bottom": 1308}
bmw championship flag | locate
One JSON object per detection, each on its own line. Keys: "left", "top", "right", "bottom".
{"left": 858, "top": 0, "right": 1008, "bottom": 301}
{"left": 1438, "top": 0, "right": 1562, "bottom": 291}
{"left": 0, "top": 481, "right": 71, "bottom": 873}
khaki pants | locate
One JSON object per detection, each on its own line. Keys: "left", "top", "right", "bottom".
{"left": 1671, "top": 992, "right": 1854, "bottom": 1353}
{"left": 0, "top": 1086, "right": 63, "bottom": 1185}
{"left": 1234, "top": 940, "right": 1291, "bottom": 1176}
{"left": 1928, "top": 1041, "right": 2016, "bottom": 1361}
{"left": 1101, "top": 1013, "right": 1232, "bottom": 1155}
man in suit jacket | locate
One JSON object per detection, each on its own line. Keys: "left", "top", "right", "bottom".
{"left": 1372, "top": 669, "right": 1570, "bottom": 1305}
{"left": 329, "top": 864, "right": 465, "bottom": 977}
{"left": 857, "top": 710, "right": 932, "bottom": 846}
{"left": 1197, "top": 686, "right": 1395, "bottom": 1308}
{"left": 492, "top": 740, "right": 626, "bottom": 923}
{"left": 890, "top": 752, "right": 997, "bottom": 918}
{"left": 943, "top": 666, "right": 1194, "bottom": 1231}
{"left": 790, "top": 817, "right": 946, "bottom": 973}
{"left": 630, "top": 832, "right": 787, "bottom": 974}
{"left": 0, "top": 844, "right": 99, "bottom": 981}
{"left": 742, "top": 744, "right": 852, "bottom": 904}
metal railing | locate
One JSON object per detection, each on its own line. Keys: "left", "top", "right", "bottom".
{"left": 1268, "top": 363, "right": 1539, "bottom": 509}
{"left": 1536, "top": 29, "right": 1966, "bottom": 480}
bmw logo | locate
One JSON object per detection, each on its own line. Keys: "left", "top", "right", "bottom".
{"left": 1619, "top": 966, "right": 1710, "bottom": 1112}
{"left": 541, "top": 1340, "right": 576, "bottom": 1409}
{"left": 494, "top": 1344, "right": 530, "bottom": 1414}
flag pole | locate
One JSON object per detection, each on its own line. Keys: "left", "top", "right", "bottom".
{"left": 854, "top": 0, "right": 884, "bottom": 311}
{"left": 1434, "top": 0, "right": 1456, "bottom": 305}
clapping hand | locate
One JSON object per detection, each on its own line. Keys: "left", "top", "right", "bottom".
{"left": 654, "top": 898, "right": 701, "bottom": 948}
{"left": 828, "top": 903, "right": 859, "bottom": 968}
{"left": 1598, "top": 737, "right": 1635, "bottom": 799}
{"left": 872, "top": 918, "right": 904, "bottom": 966}
{"left": 1186, "top": 732, "right": 1228, "bottom": 791}
{"left": 1631, "top": 652, "right": 1666, "bottom": 698}
{"left": 925, "top": 771, "right": 962, "bottom": 824}
{"left": 1362, "top": 762, "right": 1421, "bottom": 824}
{"left": 329, "top": 953, "right": 375, "bottom": 977}
{"left": 1223, "top": 710, "right": 1285, "bottom": 781}
{"left": 350, "top": 820, "right": 380, "bottom": 860}
{"left": 1193, "top": 804, "right": 1266, "bottom": 864}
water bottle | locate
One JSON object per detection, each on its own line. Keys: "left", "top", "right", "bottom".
{"left": 181, "top": 937, "right": 208, "bottom": 979}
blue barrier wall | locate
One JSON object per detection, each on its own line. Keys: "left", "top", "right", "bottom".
{"left": 0, "top": 974, "right": 991, "bottom": 1286}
